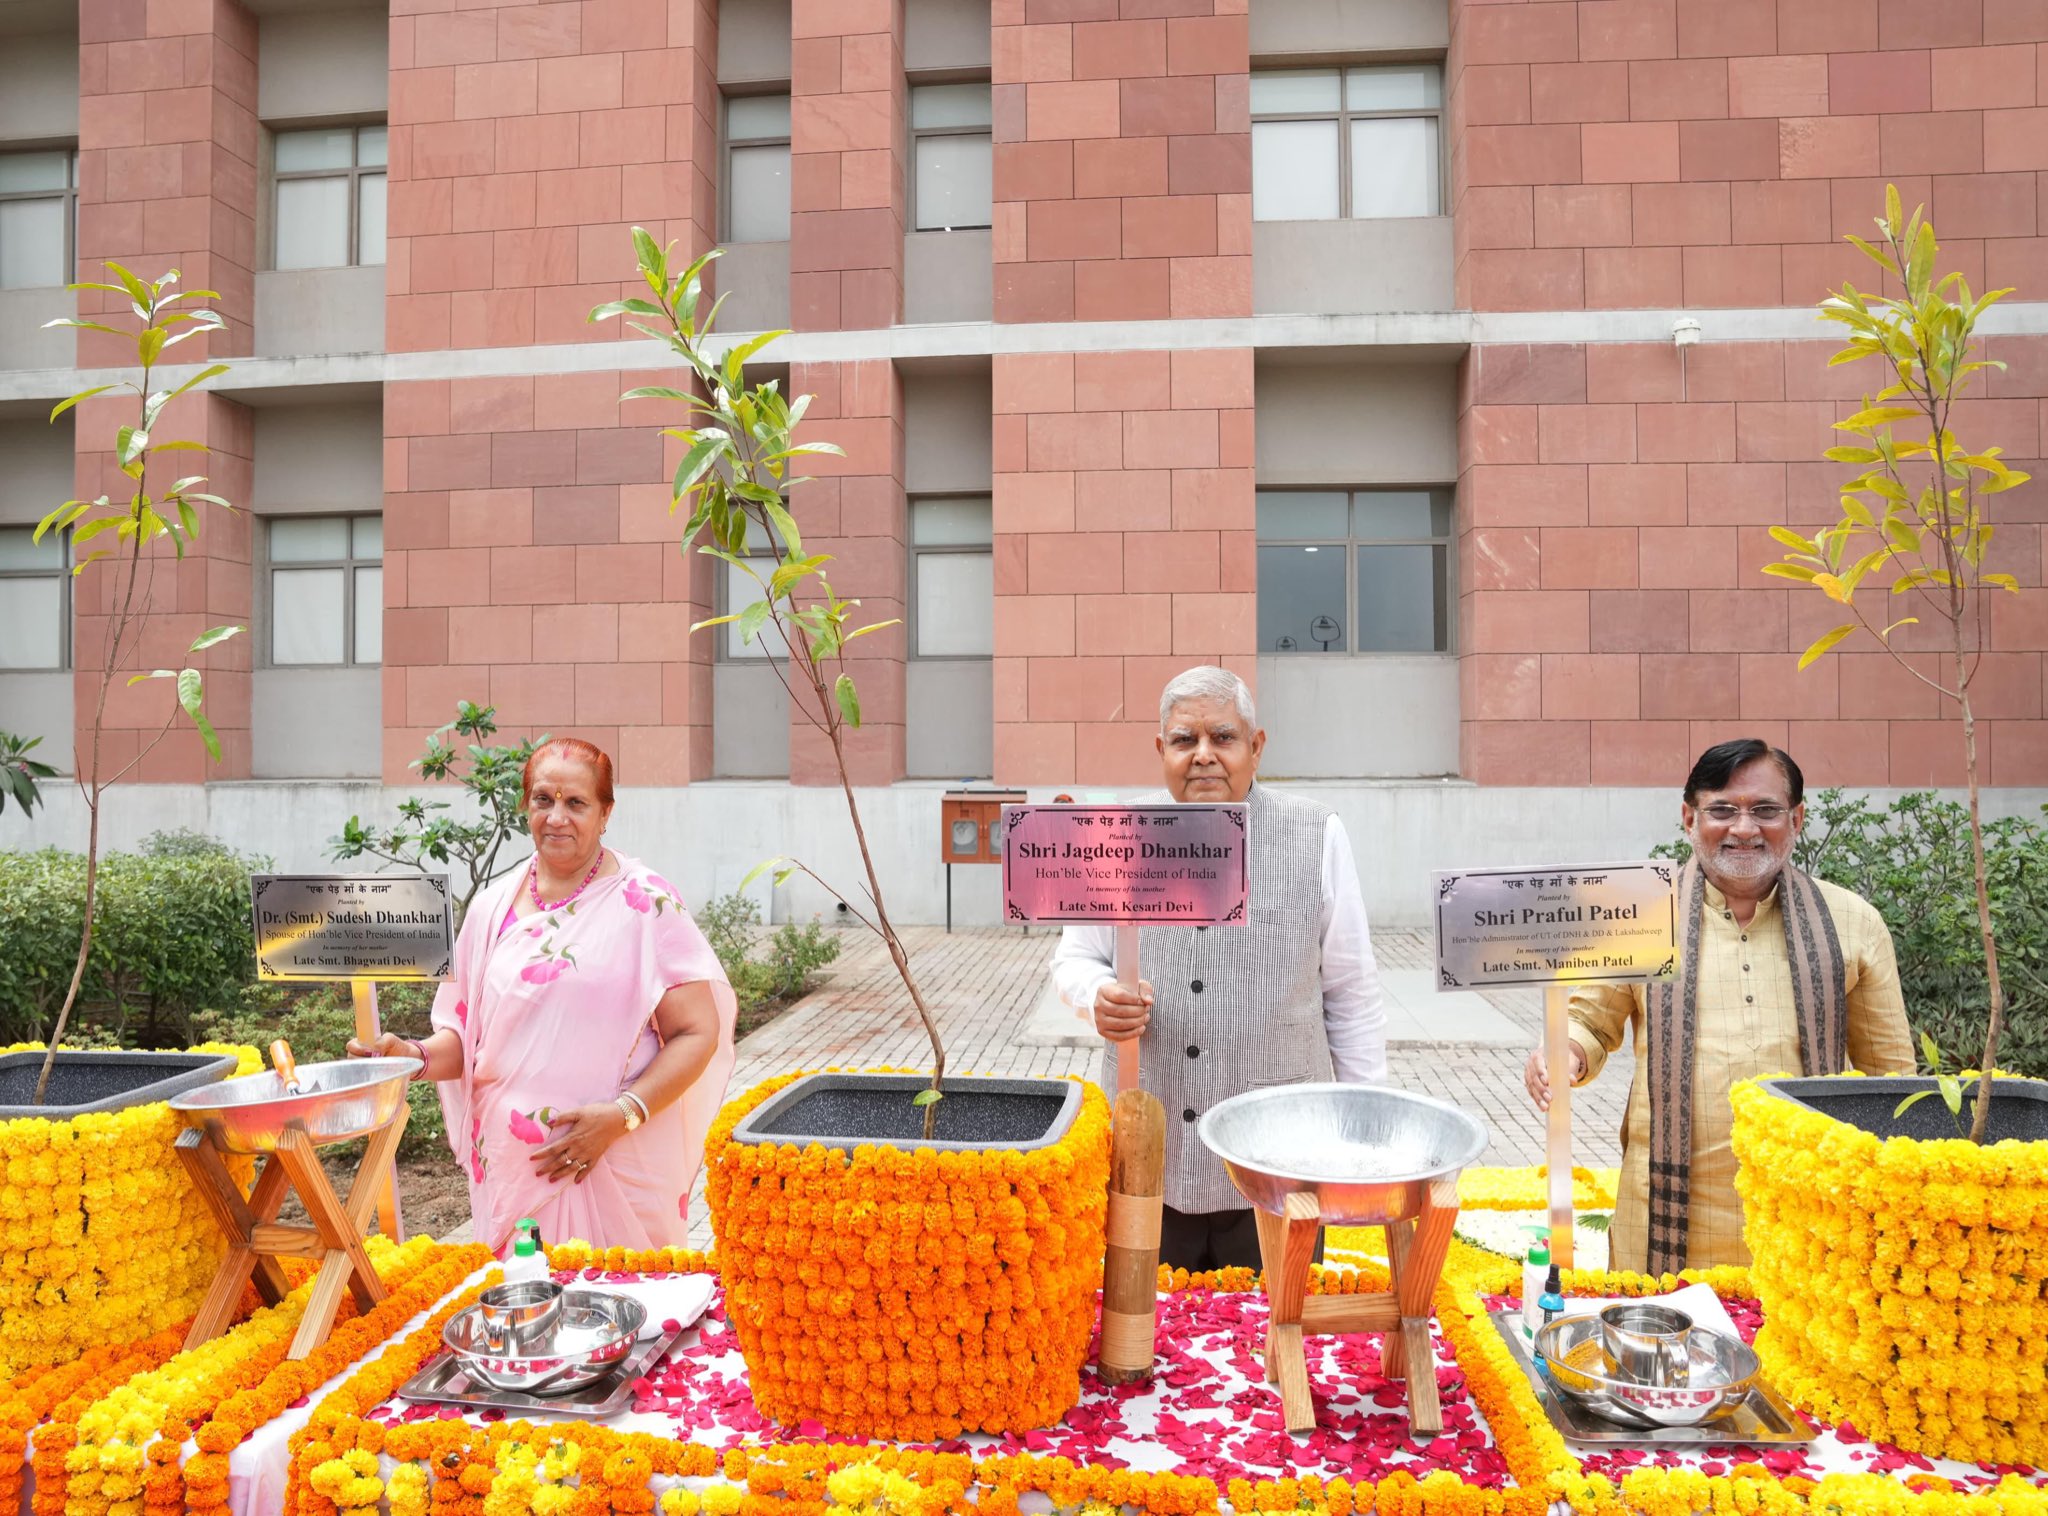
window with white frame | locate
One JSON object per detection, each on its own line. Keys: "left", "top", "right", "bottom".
{"left": 271, "top": 125, "right": 386, "bottom": 270}
{"left": 910, "top": 84, "right": 992, "bottom": 232}
{"left": 1255, "top": 489, "right": 1452, "bottom": 654}
{"left": 0, "top": 149, "right": 77, "bottom": 290}
{"left": 0, "top": 525, "right": 68, "bottom": 670}
{"left": 267, "top": 516, "right": 382, "bottom": 666}
{"left": 911, "top": 497, "right": 992, "bottom": 657}
{"left": 725, "top": 94, "right": 791, "bottom": 244}
{"left": 1249, "top": 65, "right": 1442, "bottom": 222}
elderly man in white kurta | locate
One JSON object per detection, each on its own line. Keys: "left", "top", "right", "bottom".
{"left": 1049, "top": 665, "right": 1389, "bottom": 1269}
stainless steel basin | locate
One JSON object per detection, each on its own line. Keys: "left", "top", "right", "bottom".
{"left": 1536, "top": 1314, "right": 1762, "bottom": 1428}
{"left": 1198, "top": 1082, "right": 1489, "bottom": 1225}
{"left": 168, "top": 1056, "right": 420, "bottom": 1153}
{"left": 442, "top": 1289, "right": 646, "bottom": 1395}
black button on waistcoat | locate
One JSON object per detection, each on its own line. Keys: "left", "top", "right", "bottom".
{"left": 1190, "top": 978, "right": 1204, "bottom": 993}
{"left": 1182, "top": 1108, "right": 1196, "bottom": 1122}
{"left": 1187, "top": 1044, "right": 1200, "bottom": 1058}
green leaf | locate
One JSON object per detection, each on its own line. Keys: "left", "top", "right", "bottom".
{"left": 137, "top": 325, "right": 167, "bottom": 367}
{"left": 191, "top": 706, "right": 222, "bottom": 763}
{"left": 911, "top": 1089, "right": 943, "bottom": 1108}
{"left": 1761, "top": 562, "right": 1819, "bottom": 583}
{"left": 735, "top": 598, "right": 771, "bottom": 646}
{"left": 1894, "top": 1089, "right": 1935, "bottom": 1117}
{"left": 51, "top": 385, "right": 118, "bottom": 422}
{"left": 1919, "top": 1029, "right": 1941, "bottom": 1069}
{"left": 690, "top": 612, "right": 740, "bottom": 632}
{"left": 834, "top": 673, "right": 861, "bottom": 729}
{"left": 671, "top": 432, "right": 729, "bottom": 501}
{"left": 1767, "top": 526, "right": 1817, "bottom": 553}
{"left": 188, "top": 624, "right": 241, "bottom": 654}
{"left": 1938, "top": 1072, "right": 1962, "bottom": 1116}
{"left": 1798, "top": 624, "right": 1858, "bottom": 670}
{"left": 760, "top": 497, "right": 802, "bottom": 556}
{"left": 620, "top": 384, "right": 693, "bottom": 401}
{"left": 736, "top": 855, "right": 787, "bottom": 894}
{"left": 177, "top": 667, "right": 203, "bottom": 720}
{"left": 153, "top": 362, "right": 230, "bottom": 411}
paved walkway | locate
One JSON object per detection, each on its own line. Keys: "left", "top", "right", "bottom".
{"left": 675, "top": 923, "right": 1634, "bottom": 1247}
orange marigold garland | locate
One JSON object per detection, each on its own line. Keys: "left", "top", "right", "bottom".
{"left": 703, "top": 1070, "right": 1111, "bottom": 1442}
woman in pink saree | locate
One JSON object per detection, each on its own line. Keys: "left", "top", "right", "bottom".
{"left": 349, "top": 738, "right": 736, "bottom": 1254}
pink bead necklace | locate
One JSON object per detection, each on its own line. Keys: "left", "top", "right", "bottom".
{"left": 530, "top": 849, "right": 606, "bottom": 911}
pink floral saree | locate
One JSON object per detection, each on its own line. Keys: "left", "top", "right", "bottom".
{"left": 430, "top": 855, "right": 737, "bottom": 1255}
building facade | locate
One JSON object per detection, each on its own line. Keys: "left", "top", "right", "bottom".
{"left": 4, "top": 0, "right": 2048, "bottom": 924}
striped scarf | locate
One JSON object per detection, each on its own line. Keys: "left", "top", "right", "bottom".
{"left": 1643, "top": 859, "right": 1849, "bottom": 1277}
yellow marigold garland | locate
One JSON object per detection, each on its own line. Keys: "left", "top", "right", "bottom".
{"left": 702, "top": 1070, "right": 1111, "bottom": 1441}
{"left": 1731, "top": 1075, "right": 2048, "bottom": 1467}
{"left": 0, "top": 1042, "right": 262, "bottom": 1380}
{"left": 1455, "top": 1165, "right": 1619, "bottom": 1213}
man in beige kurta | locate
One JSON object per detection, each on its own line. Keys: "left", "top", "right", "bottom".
{"left": 1525, "top": 739, "right": 1915, "bottom": 1273}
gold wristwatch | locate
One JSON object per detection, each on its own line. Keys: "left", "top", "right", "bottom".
{"left": 614, "top": 1095, "right": 644, "bottom": 1132}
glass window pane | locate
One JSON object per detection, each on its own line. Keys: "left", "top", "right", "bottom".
{"left": 912, "top": 497, "right": 993, "bottom": 546}
{"left": 1351, "top": 491, "right": 1450, "bottom": 539}
{"left": 1251, "top": 119, "right": 1339, "bottom": 222}
{"left": 1255, "top": 491, "right": 1348, "bottom": 540}
{"left": 911, "top": 82, "right": 993, "bottom": 129}
{"left": 724, "top": 559, "right": 788, "bottom": 659}
{"left": 275, "top": 128, "right": 354, "bottom": 172}
{"left": 1249, "top": 68, "right": 1342, "bottom": 115}
{"left": 1356, "top": 543, "right": 1446, "bottom": 652}
{"left": 270, "top": 516, "right": 349, "bottom": 563}
{"left": 356, "top": 172, "right": 386, "bottom": 265}
{"left": 272, "top": 567, "right": 345, "bottom": 664}
{"left": 357, "top": 125, "right": 388, "bottom": 167}
{"left": 1350, "top": 116, "right": 1440, "bottom": 218}
{"left": 274, "top": 176, "right": 351, "bottom": 269}
{"left": 1257, "top": 545, "right": 1347, "bottom": 653}
{"left": 726, "top": 93, "right": 791, "bottom": 140}
{"left": 1346, "top": 64, "right": 1443, "bottom": 111}
{"left": 351, "top": 516, "right": 383, "bottom": 560}
{"left": 917, "top": 551, "right": 993, "bottom": 657}
{"left": 727, "top": 144, "right": 790, "bottom": 243}
{"left": 353, "top": 566, "right": 382, "bottom": 663}
{"left": 0, "top": 197, "right": 68, "bottom": 289}
{"left": 0, "top": 152, "right": 71, "bottom": 192}
{"left": 914, "top": 133, "right": 992, "bottom": 231}
{"left": 0, "top": 525, "right": 63, "bottom": 570}
{"left": 0, "top": 579, "right": 62, "bottom": 669}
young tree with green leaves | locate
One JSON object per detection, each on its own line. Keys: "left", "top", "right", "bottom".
{"left": 328, "top": 701, "right": 541, "bottom": 926}
{"left": 30, "top": 263, "right": 243, "bottom": 1103}
{"left": 591, "top": 231, "right": 948, "bottom": 1135}
{"left": 1768, "top": 186, "right": 2030, "bottom": 1142}
{"left": 0, "top": 733, "right": 58, "bottom": 818}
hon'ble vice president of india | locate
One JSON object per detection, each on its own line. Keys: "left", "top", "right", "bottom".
{"left": 1049, "top": 665, "right": 1390, "bottom": 1271}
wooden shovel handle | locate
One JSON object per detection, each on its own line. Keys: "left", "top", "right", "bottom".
{"left": 269, "top": 1039, "right": 300, "bottom": 1093}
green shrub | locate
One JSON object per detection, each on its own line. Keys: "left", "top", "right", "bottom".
{"left": 694, "top": 892, "right": 841, "bottom": 1028}
{"left": 1653, "top": 789, "right": 2048, "bottom": 1078}
{"left": 765, "top": 918, "right": 841, "bottom": 1001}
{"left": 0, "top": 843, "right": 266, "bottom": 1047}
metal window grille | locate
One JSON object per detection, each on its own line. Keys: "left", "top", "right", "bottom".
{"left": 269, "top": 124, "right": 387, "bottom": 270}
{"left": 1249, "top": 64, "right": 1444, "bottom": 222}
{"left": 1254, "top": 487, "right": 1456, "bottom": 654}
{"left": 0, "top": 148, "right": 78, "bottom": 290}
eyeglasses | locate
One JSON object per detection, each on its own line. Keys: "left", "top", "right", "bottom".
{"left": 1697, "top": 803, "right": 1792, "bottom": 825}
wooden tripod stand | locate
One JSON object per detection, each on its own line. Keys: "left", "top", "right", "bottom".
{"left": 1253, "top": 1177, "right": 1462, "bottom": 1435}
{"left": 175, "top": 1101, "right": 408, "bottom": 1359}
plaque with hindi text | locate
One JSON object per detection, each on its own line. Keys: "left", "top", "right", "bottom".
{"left": 1001, "top": 804, "right": 1248, "bottom": 926}
{"left": 251, "top": 874, "right": 454, "bottom": 981}
{"left": 1432, "top": 861, "right": 1678, "bottom": 989}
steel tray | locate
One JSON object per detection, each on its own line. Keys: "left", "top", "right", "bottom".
{"left": 1487, "top": 1311, "right": 1815, "bottom": 1447}
{"left": 395, "top": 1324, "right": 684, "bottom": 1420}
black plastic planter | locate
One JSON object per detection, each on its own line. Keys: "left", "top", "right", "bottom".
{"left": 729, "top": 1070, "right": 1082, "bottom": 1153}
{"left": 1763, "top": 1073, "right": 2048, "bottom": 1143}
{"left": 0, "top": 1048, "right": 239, "bottom": 1120}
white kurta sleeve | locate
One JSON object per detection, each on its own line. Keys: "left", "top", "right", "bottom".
{"left": 1319, "top": 814, "right": 1388, "bottom": 1085}
{"left": 1051, "top": 923, "right": 1118, "bottom": 1019}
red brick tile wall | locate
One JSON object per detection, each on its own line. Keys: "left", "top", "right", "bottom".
{"left": 992, "top": 347, "right": 1256, "bottom": 785}
{"left": 1449, "top": 1, "right": 2048, "bottom": 786}
{"left": 991, "top": 0, "right": 1251, "bottom": 323}
{"left": 1455, "top": 336, "right": 2048, "bottom": 786}
{"left": 73, "top": 0, "right": 257, "bottom": 781}
{"left": 380, "top": 372, "right": 714, "bottom": 784}
{"left": 386, "top": 0, "right": 718, "bottom": 351}
{"left": 789, "top": 0, "right": 905, "bottom": 332}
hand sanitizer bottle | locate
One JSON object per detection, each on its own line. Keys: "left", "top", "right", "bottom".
{"left": 1521, "top": 1233, "right": 1552, "bottom": 1337}
{"left": 502, "top": 1218, "right": 549, "bottom": 1284}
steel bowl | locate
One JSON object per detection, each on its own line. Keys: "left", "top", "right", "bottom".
{"left": 168, "top": 1057, "right": 420, "bottom": 1154}
{"left": 442, "top": 1288, "right": 646, "bottom": 1395}
{"left": 1197, "top": 1083, "right": 1489, "bottom": 1225}
{"left": 476, "top": 1281, "right": 565, "bottom": 1353}
{"left": 1535, "top": 1314, "right": 1761, "bottom": 1428}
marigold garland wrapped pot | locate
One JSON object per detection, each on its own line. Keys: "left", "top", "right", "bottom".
{"left": 705, "top": 1071, "right": 1110, "bottom": 1441}
{"left": 1732, "top": 1075, "right": 2048, "bottom": 1465}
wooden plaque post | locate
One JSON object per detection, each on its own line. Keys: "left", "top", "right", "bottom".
{"left": 1098, "top": 1088, "right": 1165, "bottom": 1384}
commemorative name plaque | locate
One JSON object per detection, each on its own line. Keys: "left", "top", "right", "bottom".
{"left": 1431, "top": 860, "right": 1678, "bottom": 1270}
{"left": 1000, "top": 804, "right": 1248, "bottom": 926}
{"left": 1431, "top": 861, "right": 1678, "bottom": 990}
{"left": 251, "top": 874, "right": 455, "bottom": 982}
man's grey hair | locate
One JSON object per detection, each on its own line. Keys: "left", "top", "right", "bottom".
{"left": 1158, "top": 666, "right": 1257, "bottom": 731}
